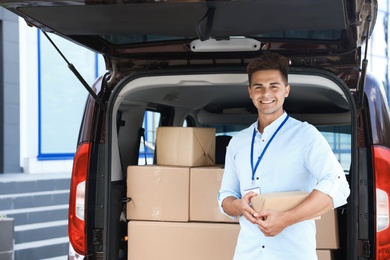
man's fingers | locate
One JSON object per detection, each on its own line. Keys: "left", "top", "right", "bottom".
{"left": 254, "top": 210, "right": 268, "bottom": 221}
{"left": 241, "top": 203, "right": 258, "bottom": 224}
{"left": 242, "top": 191, "right": 257, "bottom": 203}
{"left": 244, "top": 211, "right": 258, "bottom": 224}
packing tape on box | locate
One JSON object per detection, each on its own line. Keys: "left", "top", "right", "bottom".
{"left": 194, "top": 130, "right": 215, "bottom": 165}
{"left": 152, "top": 206, "right": 161, "bottom": 218}
{"left": 152, "top": 168, "right": 161, "bottom": 185}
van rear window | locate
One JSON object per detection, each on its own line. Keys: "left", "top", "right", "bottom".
{"left": 100, "top": 30, "right": 342, "bottom": 45}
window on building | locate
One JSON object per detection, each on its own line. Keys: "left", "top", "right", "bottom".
{"left": 38, "top": 30, "right": 106, "bottom": 160}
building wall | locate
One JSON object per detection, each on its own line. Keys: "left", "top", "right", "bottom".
{"left": 0, "top": 8, "right": 20, "bottom": 173}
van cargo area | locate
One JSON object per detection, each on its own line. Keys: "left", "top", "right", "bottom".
{"left": 108, "top": 71, "right": 354, "bottom": 260}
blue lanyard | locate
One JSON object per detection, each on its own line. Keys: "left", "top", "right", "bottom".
{"left": 250, "top": 115, "right": 289, "bottom": 184}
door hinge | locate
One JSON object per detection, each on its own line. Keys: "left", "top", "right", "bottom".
{"left": 358, "top": 240, "right": 371, "bottom": 257}
{"left": 92, "top": 228, "right": 104, "bottom": 246}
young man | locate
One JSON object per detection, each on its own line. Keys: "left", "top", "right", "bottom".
{"left": 217, "top": 52, "right": 350, "bottom": 259}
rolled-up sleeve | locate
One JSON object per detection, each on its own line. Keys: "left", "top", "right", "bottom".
{"left": 217, "top": 139, "right": 241, "bottom": 218}
{"left": 304, "top": 125, "right": 350, "bottom": 209}
{"left": 315, "top": 171, "right": 350, "bottom": 208}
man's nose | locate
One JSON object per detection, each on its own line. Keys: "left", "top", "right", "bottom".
{"left": 262, "top": 87, "right": 272, "bottom": 95}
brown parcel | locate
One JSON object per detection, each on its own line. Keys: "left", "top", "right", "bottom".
{"left": 251, "top": 191, "right": 339, "bottom": 249}
{"left": 190, "top": 166, "right": 238, "bottom": 223}
{"left": 156, "top": 127, "right": 216, "bottom": 167}
{"left": 251, "top": 191, "right": 310, "bottom": 212}
{"left": 126, "top": 165, "right": 190, "bottom": 221}
{"left": 317, "top": 250, "right": 333, "bottom": 260}
{"left": 128, "top": 221, "right": 239, "bottom": 260}
{"left": 316, "top": 210, "right": 339, "bottom": 249}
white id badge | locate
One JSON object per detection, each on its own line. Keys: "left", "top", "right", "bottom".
{"left": 244, "top": 186, "right": 260, "bottom": 195}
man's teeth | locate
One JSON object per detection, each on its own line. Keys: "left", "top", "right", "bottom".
{"left": 261, "top": 100, "right": 274, "bottom": 104}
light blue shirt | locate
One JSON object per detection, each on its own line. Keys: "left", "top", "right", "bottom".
{"left": 218, "top": 112, "right": 350, "bottom": 260}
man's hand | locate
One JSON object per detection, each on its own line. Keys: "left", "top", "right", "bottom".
{"left": 221, "top": 192, "right": 258, "bottom": 224}
{"left": 254, "top": 210, "right": 290, "bottom": 236}
{"left": 238, "top": 191, "right": 259, "bottom": 224}
{"left": 254, "top": 189, "right": 334, "bottom": 237}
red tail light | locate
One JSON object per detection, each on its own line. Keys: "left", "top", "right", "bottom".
{"left": 374, "top": 145, "right": 390, "bottom": 259}
{"left": 69, "top": 142, "right": 91, "bottom": 255}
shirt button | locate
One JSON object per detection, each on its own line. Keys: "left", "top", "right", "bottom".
{"left": 262, "top": 139, "right": 265, "bottom": 142}
{"left": 262, "top": 245, "right": 265, "bottom": 248}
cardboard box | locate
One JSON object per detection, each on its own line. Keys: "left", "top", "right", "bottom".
{"left": 190, "top": 166, "right": 238, "bottom": 223}
{"left": 126, "top": 165, "right": 190, "bottom": 221}
{"left": 156, "top": 127, "right": 216, "bottom": 167}
{"left": 251, "top": 191, "right": 309, "bottom": 212}
{"left": 128, "top": 221, "right": 239, "bottom": 260}
{"left": 250, "top": 191, "right": 338, "bottom": 249}
{"left": 316, "top": 250, "right": 333, "bottom": 260}
{"left": 316, "top": 210, "right": 339, "bottom": 249}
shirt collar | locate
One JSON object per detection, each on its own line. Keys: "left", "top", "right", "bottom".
{"left": 254, "top": 111, "right": 288, "bottom": 134}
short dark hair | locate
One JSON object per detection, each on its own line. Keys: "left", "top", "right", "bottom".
{"left": 246, "top": 52, "right": 289, "bottom": 85}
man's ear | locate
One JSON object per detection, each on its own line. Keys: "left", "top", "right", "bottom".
{"left": 285, "top": 84, "right": 290, "bottom": 97}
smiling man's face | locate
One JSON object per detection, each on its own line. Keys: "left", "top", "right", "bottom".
{"left": 248, "top": 69, "right": 290, "bottom": 118}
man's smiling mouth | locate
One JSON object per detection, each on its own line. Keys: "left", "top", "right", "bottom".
{"left": 260, "top": 100, "right": 275, "bottom": 104}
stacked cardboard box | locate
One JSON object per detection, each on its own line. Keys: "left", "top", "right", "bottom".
{"left": 126, "top": 127, "right": 339, "bottom": 260}
{"left": 316, "top": 210, "right": 339, "bottom": 249}
{"left": 128, "top": 221, "right": 239, "bottom": 260}
{"left": 126, "top": 165, "right": 238, "bottom": 260}
{"left": 126, "top": 165, "right": 190, "bottom": 221}
{"left": 156, "top": 127, "right": 216, "bottom": 167}
{"left": 127, "top": 127, "right": 240, "bottom": 259}
{"left": 317, "top": 249, "right": 333, "bottom": 260}
{"left": 127, "top": 164, "right": 339, "bottom": 259}
{"left": 190, "top": 166, "right": 238, "bottom": 223}
{"left": 126, "top": 165, "right": 239, "bottom": 223}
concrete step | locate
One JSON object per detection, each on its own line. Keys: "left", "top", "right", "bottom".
{"left": 15, "top": 220, "right": 68, "bottom": 244}
{"left": 0, "top": 173, "right": 71, "bottom": 195}
{"left": 41, "top": 256, "right": 67, "bottom": 260}
{"left": 14, "top": 237, "right": 69, "bottom": 260}
{"left": 0, "top": 190, "right": 69, "bottom": 210}
{"left": 6, "top": 206, "right": 70, "bottom": 259}
{"left": 0, "top": 205, "right": 69, "bottom": 226}
{"left": 0, "top": 173, "right": 71, "bottom": 259}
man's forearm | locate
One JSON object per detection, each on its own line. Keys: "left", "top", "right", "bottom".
{"left": 222, "top": 192, "right": 259, "bottom": 225}
{"left": 221, "top": 196, "right": 242, "bottom": 217}
{"left": 285, "top": 189, "right": 333, "bottom": 225}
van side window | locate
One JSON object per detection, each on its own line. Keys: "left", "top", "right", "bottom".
{"left": 317, "top": 125, "right": 351, "bottom": 173}
{"left": 139, "top": 111, "right": 161, "bottom": 165}
{"left": 183, "top": 116, "right": 196, "bottom": 127}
